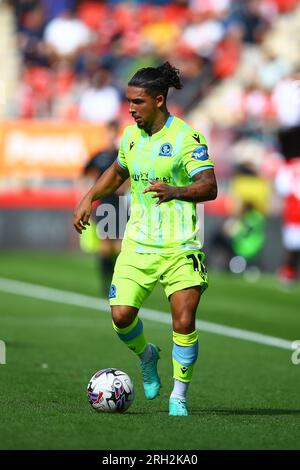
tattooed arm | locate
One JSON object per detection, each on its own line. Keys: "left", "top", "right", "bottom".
{"left": 143, "top": 169, "right": 217, "bottom": 205}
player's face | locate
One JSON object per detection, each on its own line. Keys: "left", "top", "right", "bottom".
{"left": 126, "top": 86, "right": 163, "bottom": 130}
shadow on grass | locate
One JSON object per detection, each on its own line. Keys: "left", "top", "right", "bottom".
{"left": 125, "top": 408, "right": 300, "bottom": 417}
{"left": 129, "top": 408, "right": 300, "bottom": 416}
{"left": 190, "top": 409, "right": 300, "bottom": 416}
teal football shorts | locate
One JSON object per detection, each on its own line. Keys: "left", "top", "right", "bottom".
{"left": 109, "top": 249, "right": 208, "bottom": 308}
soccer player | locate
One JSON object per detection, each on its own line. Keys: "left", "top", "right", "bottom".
{"left": 74, "top": 62, "right": 217, "bottom": 416}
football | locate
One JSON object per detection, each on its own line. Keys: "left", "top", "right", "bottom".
{"left": 87, "top": 368, "right": 134, "bottom": 413}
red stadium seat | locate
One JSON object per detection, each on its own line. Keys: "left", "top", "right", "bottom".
{"left": 23, "top": 66, "right": 52, "bottom": 99}
{"left": 54, "top": 68, "right": 75, "bottom": 95}
{"left": 77, "top": 1, "right": 108, "bottom": 30}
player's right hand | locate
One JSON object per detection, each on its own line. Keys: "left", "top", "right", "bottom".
{"left": 73, "top": 197, "right": 92, "bottom": 234}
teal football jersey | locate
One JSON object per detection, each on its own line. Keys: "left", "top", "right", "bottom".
{"left": 117, "top": 115, "right": 214, "bottom": 254}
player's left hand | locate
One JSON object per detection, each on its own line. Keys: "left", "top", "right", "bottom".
{"left": 143, "top": 180, "right": 178, "bottom": 206}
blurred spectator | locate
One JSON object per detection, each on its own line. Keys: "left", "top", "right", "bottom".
{"left": 238, "top": 0, "right": 270, "bottom": 44}
{"left": 13, "top": 0, "right": 41, "bottom": 26}
{"left": 272, "top": 72, "right": 300, "bottom": 128}
{"left": 78, "top": 67, "right": 121, "bottom": 123}
{"left": 141, "top": 18, "right": 180, "bottom": 56}
{"left": 42, "top": 0, "right": 76, "bottom": 22}
{"left": 275, "top": 126, "right": 300, "bottom": 283}
{"left": 44, "top": 8, "right": 91, "bottom": 60}
{"left": 181, "top": 13, "right": 225, "bottom": 58}
{"left": 230, "top": 138, "right": 272, "bottom": 214}
{"left": 167, "top": 53, "right": 213, "bottom": 112}
{"left": 271, "top": 0, "right": 299, "bottom": 13}
{"left": 242, "top": 82, "right": 275, "bottom": 127}
{"left": 17, "top": 4, "right": 48, "bottom": 66}
{"left": 258, "top": 51, "right": 291, "bottom": 90}
{"left": 211, "top": 201, "right": 266, "bottom": 273}
{"left": 275, "top": 158, "right": 300, "bottom": 283}
{"left": 17, "top": 65, "right": 53, "bottom": 117}
{"left": 213, "top": 24, "right": 243, "bottom": 79}
{"left": 190, "top": 0, "right": 232, "bottom": 15}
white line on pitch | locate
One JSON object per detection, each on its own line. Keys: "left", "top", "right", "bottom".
{"left": 0, "top": 277, "right": 296, "bottom": 351}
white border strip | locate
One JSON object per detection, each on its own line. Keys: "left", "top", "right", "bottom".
{"left": 0, "top": 277, "right": 296, "bottom": 351}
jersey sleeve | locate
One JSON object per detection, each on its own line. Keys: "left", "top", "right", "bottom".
{"left": 116, "top": 134, "right": 128, "bottom": 170}
{"left": 116, "top": 126, "right": 133, "bottom": 170}
{"left": 182, "top": 131, "right": 214, "bottom": 178}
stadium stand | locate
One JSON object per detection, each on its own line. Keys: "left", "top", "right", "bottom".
{"left": 7, "top": 0, "right": 300, "bottom": 130}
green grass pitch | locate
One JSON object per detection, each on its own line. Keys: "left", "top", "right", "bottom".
{"left": 0, "top": 250, "right": 299, "bottom": 450}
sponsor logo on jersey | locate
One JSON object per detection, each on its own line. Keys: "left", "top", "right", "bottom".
{"left": 192, "top": 133, "right": 201, "bottom": 144}
{"left": 156, "top": 176, "right": 171, "bottom": 184}
{"left": 132, "top": 173, "right": 171, "bottom": 184}
{"left": 109, "top": 284, "right": 116, "bottom": 299}
{"left": 129, "top": 141, "right": 134, "bottom": 150}
{"left": 192, "top": 145, "right": 209, "bottom": 161}
{"left": 159, "top": 142, "right": 173, "bottom": 157}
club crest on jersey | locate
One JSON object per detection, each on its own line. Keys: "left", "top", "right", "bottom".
{"left": 192, "top": 145, "right": 209, "bottom": 161}
{"left": 159, "top": 142, "right": 173, "bottom": 157}
{"left": 109, "top": 284, "right": 116, "bottom": 299}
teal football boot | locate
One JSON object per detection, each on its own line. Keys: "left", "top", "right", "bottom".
{"left": 140, "top": 343, "right": 161, "bottom": 400}
{"left": 169, "top": 397, "right": 189, "bottom": 416}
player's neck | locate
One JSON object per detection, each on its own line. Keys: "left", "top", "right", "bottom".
{"left": 145, "top": 111, "right": 170, "bottom": 136}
